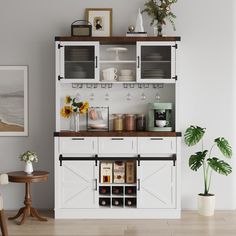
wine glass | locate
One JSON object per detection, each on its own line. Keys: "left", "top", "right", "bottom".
{"left": 105, "top": 93, "right": 110, "bottom": 101}
{"left": 126, "top": 93, "right": 132, "bottom": 101}
{"left": 90, "top": 93, "right": 95, "bottom": 101}
{"left": 141, "top": 93, "right": 146, "bottom": 100}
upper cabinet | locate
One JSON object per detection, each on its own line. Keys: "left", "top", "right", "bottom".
{"left": 137, "top": 42, "right": 177, "bottom": 83}
{"left": 56, "top": 41, "right": 99, "bottom": 83}
{"left": 55, "top": 37, "right": 180, "bottom": 84}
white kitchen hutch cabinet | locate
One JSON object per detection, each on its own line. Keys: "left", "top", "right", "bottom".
{"left": 54, "top": 36, "right": 181, "bottom": 219}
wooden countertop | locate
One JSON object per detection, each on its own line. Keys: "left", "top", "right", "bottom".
{"left": 55, "top": 36, "right": 181, "bottom": 44}
{"left": 54, "top": 131, "right": 182, "bottom": 137}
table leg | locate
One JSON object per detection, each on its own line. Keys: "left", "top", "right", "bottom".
{"left": 9, "top": 182, "right": 47, "bottom": 224}
{"left": 8, "top": 207, "right": 24, "bottom": 220}
{"left": 30, "top": 207, "right": 47, "bottom": 221}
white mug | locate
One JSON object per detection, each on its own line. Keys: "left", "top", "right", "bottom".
{"left": 103, "top": 68, "right": 117, "bottom": 74}
{"left": 156, "top": 120, "right": 168, "bottom": 127}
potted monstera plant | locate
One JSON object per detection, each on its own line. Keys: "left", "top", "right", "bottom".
{"left": 184, "top": 125, "right": 233, "bottom": 216}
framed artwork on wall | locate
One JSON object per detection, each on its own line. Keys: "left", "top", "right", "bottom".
{"left": 86, "top": 8, "right": 112, "bottom": 37}
{"left": 0, "top": 66, "right": 28, "bottom": 136}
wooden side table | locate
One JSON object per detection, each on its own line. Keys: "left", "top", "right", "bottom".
{"left": 7, "top": 171, "right": 49, "bottom": 225}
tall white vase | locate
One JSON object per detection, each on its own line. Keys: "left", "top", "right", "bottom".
{"left": 24, "top": 162, "right": 33, "bottom": 175}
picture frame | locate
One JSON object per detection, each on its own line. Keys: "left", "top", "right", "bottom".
{"left": 0, "top": 66, "right": 28, "bottom": 136}
{"left": 86, "top": 8, "right": 112, "bottom": 37}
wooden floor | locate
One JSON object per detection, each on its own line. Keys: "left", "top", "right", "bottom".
{"left": 5, "top": 210, "right": 236, "bottom": 236}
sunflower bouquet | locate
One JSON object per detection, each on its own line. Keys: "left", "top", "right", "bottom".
{"left": 60, "top": 96, "right": 89, "bottom": 118}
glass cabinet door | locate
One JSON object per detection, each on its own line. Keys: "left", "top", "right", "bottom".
{"left": 137, "top": 42, "right": 176, "bottom": 83}
{"left": 58, "top": 42, "right": 99, "bottom": 82}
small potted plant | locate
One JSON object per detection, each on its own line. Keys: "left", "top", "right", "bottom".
{"left": 184, "top": 125, "right": 232, "bottom": 216}
{"left": 19, "top": 151, "right": 38, "bottom": 175}
{"left": 60, "top": 96, "right": 89, "bottom": 132}
{"left": 142, "top": 0, "right": 177, "bottom": 36}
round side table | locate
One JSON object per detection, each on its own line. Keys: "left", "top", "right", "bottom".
{"left": 7, "top": 171, "right": 49, "bottom": 225}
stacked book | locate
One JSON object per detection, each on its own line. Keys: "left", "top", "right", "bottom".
{"left": 126, "top": 32, "right": 147, "bottom": 37}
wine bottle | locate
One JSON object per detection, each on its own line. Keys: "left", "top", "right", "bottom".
{"left": 99, "top": 198, "right": 111, "bottom": 207}
{"left": 112, "top": 198, "right": 123, "bottom": 207}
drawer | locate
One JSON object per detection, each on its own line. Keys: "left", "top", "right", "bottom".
{"left": 59, "top": 137, "right": 97, "bottom": 155}
{"left": 98, "top": 137, "right": 137, "bottom": 154}
{"left": 138, "top": 137, "right": 176, "bottom": 154}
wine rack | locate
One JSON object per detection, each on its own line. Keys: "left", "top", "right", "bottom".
{"left": 99, "top": 185, "right": 137, "bottom": 208}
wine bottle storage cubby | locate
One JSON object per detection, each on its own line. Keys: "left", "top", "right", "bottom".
{"left": 112, "top": 198, "right": 124, "bottom": 207}
{"left": 125, "top": 198, "right": 137, "bottom": 208}
{"left": 99, "top": 160, "right": 136, "bottom": 184}
{"left": 125, "top": 186, "right": 136, "bottom": 196}
{"left": 99, "top": 186, "right": 111, "bottom": 196}
{"left": 112, "top": 186, "right": 123, "bottom": 196}
{"left": 99, "top": 198, "right": 111, "bottom": 207}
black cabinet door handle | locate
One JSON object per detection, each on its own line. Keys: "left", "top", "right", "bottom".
{"left": 95, "top": 56, "right": 98, "bottom": 68}
{"left": 150, "top": 138, "right": 163, "bottom": 141}
{"left": 72, "top": 138, "right": 85, "bottom": 141}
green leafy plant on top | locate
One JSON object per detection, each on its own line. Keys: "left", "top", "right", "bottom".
{"left": 184, "top": 125, "right": 233, "bottom": 195}
{"left": 142, "top": 0, "right": 178, "bottom": 32}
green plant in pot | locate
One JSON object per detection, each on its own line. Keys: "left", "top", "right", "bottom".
{"left": 142, "top": 0, "right": 177, "bottom": 36}
{"left": 184, "top": 125, "right": 232, "bottom": 216}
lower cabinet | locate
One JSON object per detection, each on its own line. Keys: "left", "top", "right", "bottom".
{"left": 55, "top": 136, "right": 180, "bottom": 218}
{"left": 137, "top": 161, "right": 176, "bottom": 209}
{"left": 59, "top": 161, "right": 98, "bottom": 209}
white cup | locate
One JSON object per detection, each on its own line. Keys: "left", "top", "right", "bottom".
{"left": 120, "top": 69, "right": 132, "bottom": 76}
{"left": 156, "top": 120, "right": 167, "bottom": 127}
{"left": 102, "top": 68, "right": 118, "bottom": 81}
{"left": 103, "top": 68, "right": 117, "bottom": 74}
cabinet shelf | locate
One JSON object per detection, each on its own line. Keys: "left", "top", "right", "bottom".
{"left": 100, "top": 60, "right": 136, "bottom": 64}
{"left": 141, "top": 61, "right": 171, "bottom": 63}
{"left": 99, "top": 183, "right": 137, "bottom": 186}
{"left": 65, "top": 61, "right": 94, "bottom": 63}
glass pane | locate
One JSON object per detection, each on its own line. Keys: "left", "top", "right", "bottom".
{"left": 64, "top": 46, "right": 95, "bottom": 79}
{"left": 141, "top": 46, "right": 171, "bottom": 79}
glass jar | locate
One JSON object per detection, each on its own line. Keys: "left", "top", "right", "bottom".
{"left": 136, "top": 113, "right": 146, "bottom": 131}
{"left": 113, "top": 114, "right": 124, "bottom": 131}
{"left": 124, "top": 114, "right": 136, "bottom": 131}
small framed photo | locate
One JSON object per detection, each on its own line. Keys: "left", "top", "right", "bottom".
{"left": 86, "top": 8, "right": 112, "bottom": 37}
{"left": 0, "top": 66, "right": 28, "bottom": 136}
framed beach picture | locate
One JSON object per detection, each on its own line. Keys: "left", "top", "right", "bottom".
{"left": 86, "top": 8, "right": 112, "bottom": 37}
{"left": 0, "top": 66, "right": 28, "bottom": 136}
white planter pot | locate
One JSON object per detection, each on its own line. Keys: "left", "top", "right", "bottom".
{"left": 24, "top": 162, "right": 33, "bottom": 175}
{"left": 198, "top": 194, "right": 215, "bottom": 216}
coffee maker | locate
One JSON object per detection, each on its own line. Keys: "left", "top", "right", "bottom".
{"left": 147, "top": 103, "right": 173, "bottom": 131}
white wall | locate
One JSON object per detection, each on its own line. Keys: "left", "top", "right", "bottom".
{"left": 0, "top": 0, "right": 235, "bottom": 210}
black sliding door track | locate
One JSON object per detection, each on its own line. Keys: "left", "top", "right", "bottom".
{"left": 59, "top": 154, "right": 177, "bottom": 166}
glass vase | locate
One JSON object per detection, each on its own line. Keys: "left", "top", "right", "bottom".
{"left": 70, "top": 113, "right": 80, "bottom": 132}
{"left": 154, "top": 22, "right": 163, "bottom": 37}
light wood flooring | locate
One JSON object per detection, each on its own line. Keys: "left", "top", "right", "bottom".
{"left": 5, "top": 210, "right": 236, "bottom": 236}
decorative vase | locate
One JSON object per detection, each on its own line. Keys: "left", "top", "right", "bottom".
{"left": 70, "top": 113, "right": 80, "bottom": 132}
{"left": 154, "top": 22, "right": 163, "bottom": 37}
{"left": 198, "top": 194, "right": 215, "bottom": 216}
{"left": 24, "top": 162, "right": 33, "bottom": 175}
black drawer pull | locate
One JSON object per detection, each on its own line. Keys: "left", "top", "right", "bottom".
{"left": 150, "top": 138, "right": 163, "bottom": 141}
{"left": 111, "top": 138, "right": 124, "bottom": 140}
{"left": 72, "top": 138, "right": 85, "bottom": 141}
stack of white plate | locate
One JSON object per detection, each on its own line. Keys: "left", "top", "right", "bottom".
{"left": 69, "top": 48, "right": 90, "bottom": 61}
{"left": 118, "top": 75, "right": 135, "bottom": 81}
{"left": 143, "top": 69, "right": 165, "bottom": 78}
{"left": 145, "top": 52, "right": 163, "bottom": 61}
